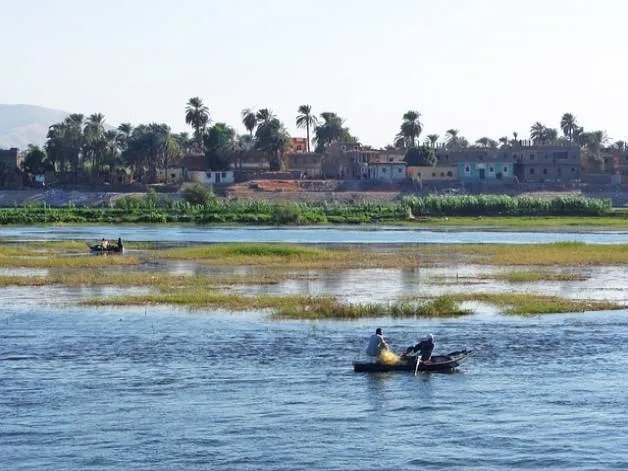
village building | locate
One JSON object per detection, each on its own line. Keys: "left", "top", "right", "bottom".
{"left": 0, "top": 148, "right": 19, "bottom": 169}
{"left": 407, "top": 165, "right": 458, "bottom": 185}
{"left": 366, "top": 161, "right": 407, "bottom": 182}
{"left": 283, "top": 152, "right": 324, "bottom": 178}
{"left": 289, "top": 137, "right": 308, "bottom": 153}
{"left": 322, "top": 142, "right": 380, "bottom": 179}
{"left": 435, "top": 141, "right": 581, "bottom": 185}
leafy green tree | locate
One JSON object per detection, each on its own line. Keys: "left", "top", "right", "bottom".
{"left": 314, "top": 112, "right": 351, "bottom": 152}
{"left": 185, "top": 97, "right": 210, "bottom": 151}
{"left": 255, "top": 118, "right": 290, "bottom": 170}
{"left": 296, "top": 105, "right": 318, "bottom": 152}
{"left": 204, "top": 123, "right": 236, "bottom": 171}
{"left": 404, "top": 146, "right": 437, "bottom": 166}
{"left": 475, "top": 137, "right": 490, "bottom": 147}
{"left": 124, "top": 123, "right": 180, "bottom": 183}
{"left": 182, "top": 184, "right": 215, "bottom": 205}
{"left": 21, "top": 145, "right": 54, "bottom": 174}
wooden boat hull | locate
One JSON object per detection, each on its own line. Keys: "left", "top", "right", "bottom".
{"left": 353, "top": 350, "right": 472, "bottom": 373}
{"left": 89, "top": 245, "right": 123, "bottom": 254}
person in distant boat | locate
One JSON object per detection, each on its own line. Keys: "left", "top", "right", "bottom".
{"left": 100, "top": 238, "right": 109, "bottom": 249}
{"left": 366, "top": 328, "right": 389, "bottom": 358}
{"left": 405, "top": 333, "right": 435, "bottom": 364}
{"left": 117, "top": 237, "right": 123, "bottom": 249}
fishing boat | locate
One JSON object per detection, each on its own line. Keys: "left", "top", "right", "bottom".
{"left": 89, "top": 243, "right": 124, "bottom": 254}
{"left": 352, "top": 350, "right": 472, "bottom": 373}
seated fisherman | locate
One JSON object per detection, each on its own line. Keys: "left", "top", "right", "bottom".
{"left": 405, "top": 333, "right": 435, "bottom": 364}
{"left": 365, "top": 328, "right": 389, "bottom": 358}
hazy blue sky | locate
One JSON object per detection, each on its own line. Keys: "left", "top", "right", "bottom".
{"left": 2, "top": 0, "right": 627, "bottom": 146}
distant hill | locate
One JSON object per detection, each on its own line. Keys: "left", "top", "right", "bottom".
{"left": 0, "top": 104, "right": 70, "bottom": 151}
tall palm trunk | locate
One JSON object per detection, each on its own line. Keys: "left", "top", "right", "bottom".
{"left": 306, "top": 124, "right": 311, "bottom": 152}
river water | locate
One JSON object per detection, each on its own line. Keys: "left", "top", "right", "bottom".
{"left": 1, "top": 224, "right": 628, "bottom": 244}
{"left": 1, "top": 226, "right": 628, "bottom": 470}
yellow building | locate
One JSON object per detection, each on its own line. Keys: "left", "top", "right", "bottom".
{"left": 407, "top": 165, "right": 458, "bottom": 183}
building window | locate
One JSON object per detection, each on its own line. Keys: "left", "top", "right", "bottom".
{"left": 571, "top": 167, "right": 576, "bottom": 173}
{"left": 432, "top": 172, "right": 436, "bottom": 177}
{"left": 465, "top": 165, "right": 471, "bottom": 174}
{"left": 489, "top": 166, "right": 494, "bottom": 173}
{"left": 440, "top": 172, "right": 444, "bottom": 177}
{"left": 222, "top": 172, "right": 227, "bottom": 178}
{"left": 447, "top": 171, "right": 453, "bottom": 177}
{"left": 530, "top": 154, "right": 535, "bottom": 160}
{"left": 503, "top": 167, "right": 508, "bottom": 174}
{"left": 530, "top": 168, "right": 535, "bottom": 175}
{"left": 398, "top": 168, "right": 403, "bottom": 173}
{"left": 382, "top": 168, "right": 387, "bottom": 173}
{"left": 543, "top": 168, "right": 548, "bottom": 175}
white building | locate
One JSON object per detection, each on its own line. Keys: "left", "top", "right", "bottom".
{"left": 188, "top": 170, "right": 235, "bottom": 185}
{"left": 367, "top": 161, "right": 407, "bottom": 182}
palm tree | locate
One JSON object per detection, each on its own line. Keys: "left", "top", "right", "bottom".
{"left": 241, "top": 108, "right": 257, "bottom": 136}
{"left": 560, "top": 113, "right": 578, "bottom": 140}
{"left": 255, "top": 118, "right": 290, "bottom": 170}
{"left": 64, "top": 114, "right": 85, "bottom": 177}
{"left": 512, "top": 131, "right": 519, "bottom": 144}
{"left": 185, "top": 97, "right": 210, "bottom": 150}
{"left": 84, "top": 113, "right": 107, "bottom": 175}
{"left": 399, "top": 111, "right": 422, "bottom": 147}
{"left": 256, "top": 108, "right": 275, "bottom": 125}
{"left": 425, "top": 134, "right": 439, "bottom": 147}
{"left": 498, "top": 136, "right": 509, "bottom": 148}
{"left": 445, "top": 129, "right": 459, "bottom": 148}
{"left": 530, "top": 122, "right": 546, "bottom": 144}
{"left": 296, "top": 105, "right": 318, "bottom": 152}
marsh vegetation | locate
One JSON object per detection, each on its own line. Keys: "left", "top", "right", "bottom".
{"left": 0, "top": 240, "right": 625, "bottom": 317}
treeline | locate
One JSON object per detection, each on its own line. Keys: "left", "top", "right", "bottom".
{"left": 0, "top": 195, "right": 613, "bottom": 225}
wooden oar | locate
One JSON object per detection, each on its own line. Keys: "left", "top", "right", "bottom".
{"left": 414, "top": 355, "right": 421, "bottom": 376}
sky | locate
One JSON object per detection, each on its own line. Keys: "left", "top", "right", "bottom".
{"left": 2, "top": 0, "right": 628, "bottom": 147}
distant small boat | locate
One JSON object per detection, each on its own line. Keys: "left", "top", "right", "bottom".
{"left": 352, "top": 350, "right": 472, "bottom": 373}
{"left": 89, "top": 244, "right": 124, "bottom": 254}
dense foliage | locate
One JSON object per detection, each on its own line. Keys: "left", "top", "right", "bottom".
{"left": 0, "top": 195, "right": 613, "bottom": 225}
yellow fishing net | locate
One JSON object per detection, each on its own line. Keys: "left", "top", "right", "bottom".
{"left": 378, "top": 349, "right": 400, "bottom": 365}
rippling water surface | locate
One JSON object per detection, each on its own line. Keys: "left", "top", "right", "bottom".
{"left": 1, "top": 224, "right": 628, "bottom": 244}
{"left": 2, "top": 304, "right": 628, "bottom": 470}
{"left": 2, "top": 227, "right": 628, "bottom": 469}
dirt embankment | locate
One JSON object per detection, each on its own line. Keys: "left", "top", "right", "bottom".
{"left": 1, "top": 180, "right": 627, "bottom": 207}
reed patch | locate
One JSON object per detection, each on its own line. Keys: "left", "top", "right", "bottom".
{"left": 450, "top": 292, "right": 625, "bottom": 315}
